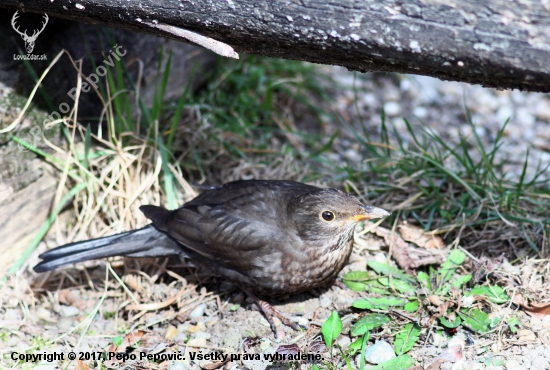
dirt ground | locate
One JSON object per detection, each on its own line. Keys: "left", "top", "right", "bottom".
{"left": 1, "top": 223, "right": 549, "bottom": 370}
{"left": 1, "top": 57, "right": 550, "bottom": 369}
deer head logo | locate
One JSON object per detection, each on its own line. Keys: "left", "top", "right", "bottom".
{"left": 11, "top": 11, "right": 49, "bottom": 54}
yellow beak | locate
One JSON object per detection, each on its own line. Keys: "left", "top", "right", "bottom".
{"left": 347, "top": 205, "right": 391, "bottom": 222}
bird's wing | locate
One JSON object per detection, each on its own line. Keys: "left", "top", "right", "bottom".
{"left": 142, "top": 180, "right": 316, "bottom": 272}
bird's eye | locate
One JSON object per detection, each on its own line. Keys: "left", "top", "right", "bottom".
{"left": 321, "top": 211, "right": 335, "bottom": 222}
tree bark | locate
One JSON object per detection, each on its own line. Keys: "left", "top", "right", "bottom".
{"left": 1, "top": 0, "right": 550, "bottom": 92}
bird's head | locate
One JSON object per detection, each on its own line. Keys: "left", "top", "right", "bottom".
{"left": 287, "top": 188, "right": 390, "bottom": 249}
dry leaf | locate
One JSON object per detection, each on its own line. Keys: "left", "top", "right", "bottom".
{"left": 429, "top": 295, "right": 444, "bottom": 307}
{"left": 398, "top": 223, "right": 444, "bottom": 249}
{"left": 513, "top": 294, "right": 550, "bottom": 319}
{"left": 165, "top": 325, "right": 178, "bottom": 341}
{"left": 57, "top": 289, "right": 86, "bottom": 310}
{"left": 517, "top": 329, "right": 537, "bottom": 341}
{"left": 74, "top": 359, "right": 90, "bottom": 370}
{"left": 110, "top": 330, "right": 147, "bottom": 353}
{"left": 426, "top": 344, "right": 462, "bottom": 370}
{"left": 203, "top": 357, "right": 230, "bottom": 370}
{"left": 375, "top": 227, "right": 444, "bottom": 272}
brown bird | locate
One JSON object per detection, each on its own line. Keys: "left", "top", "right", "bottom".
{"left": 34, "top": 180, "right": 390, "bottom": 331}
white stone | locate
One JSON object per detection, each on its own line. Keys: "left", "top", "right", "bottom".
{"left": 194, "top": 332, "right": 211, "bottom": 340}
{"left": 384, "top": 101, "right": 401, "bottom": 116}
{"left": 189, "top": 303, "right": 207, "bottom": 318}
{"left": 413, "top": 106, "right": 427, "bottom": 118}
{"left": 363, "top": 340, "right": 395, "bottom": 364}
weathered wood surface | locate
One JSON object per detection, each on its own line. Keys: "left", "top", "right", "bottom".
{"left": 1, "top": 0, "right": 550, "bottom": 92}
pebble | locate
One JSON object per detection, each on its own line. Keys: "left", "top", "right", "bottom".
{"left": 432, "top": 331, "right": 446, "bottom": 347}
{"left": 187, "top": 321, "right": 206, "bottom": 333}
{"left": 34, "top": 307, "right": 56, "bottom": 322}
{"left": 505, "top": 359, "right": 521, "bottom": 369}
{"left": 198, "top": 359, "right": 213, "bottom": 368}
{"left": 413, "top": 106, "right": 427, "bottom": 118}
{"left": 450, "top": 359, "right": 465, "bottom": 370}
{"left": 344, "top": 148, "right": 361, "bottom": 162}
{"left": 175, "top": 333, "right": 188, "bottom": 342}
{"left": 194, "top": 332, "right": 211, "bottom": 340}
{"left": 354, "top": 354, "right": 376, "bottom": 369}
{"left": 384, "top": 101, "right": 401, "bottom": 116}
{"left": 371, "top": 252, "right": 387, "bottom": 264}
{"left": 290, "top": 316, "right": 309, "bottom": 327}
{"left": 363, "top": 340, "right": 395, "bottom": 364}
{"left": 59, "top": 306, "right": 80, "bottom": 317}
{"left": 205, "top": 317, "right": 219, "bottom": 327}
{"left": 532, "top": 355, "right": 550, "bottom": 368}
{"left": 178, "top": 323, "right": 190, "bottom": 332}
{"left": 319, "top": 296, "right": 332, "bottom": 308}
{"left": 4, "top": 309, "right": 21, "bottom": 321}
{"left": 529, "top": 317, "right": 544, "bottom": 332}
{"left": 187, "top": 337, "right": 207, "bottom": 347}
{"left": 170, "top": 362, "right": 187, "bottom": 370}
{"left": 34, "top": 362, "right": 58, "bottom": 370}
{"left": 189, "top": 303, "right": 207, "bottom": 318}
{"left": 337, "top": 336, "right": 351, "bottom": 348}
{"left": 362, "top": 93, "right": 377, "bottom": 106}
{"left": 458, "top": 360, "right": 481, "bottom": 370}
{"left": 241, "top": 347, "right": 275, "bottom": 370}
{"left": 259, "top": 340, "right": 272, "bottom": 351}
{"left": 518, "top": 329, "right": 536, "bottom": 341}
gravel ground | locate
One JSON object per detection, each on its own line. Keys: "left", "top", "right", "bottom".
{"left": 330, "top": 69, "right": 550, "bottom": 182}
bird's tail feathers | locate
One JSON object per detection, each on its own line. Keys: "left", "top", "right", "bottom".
{"left": 34, "top": 225, "right": 181, "bottom": 272}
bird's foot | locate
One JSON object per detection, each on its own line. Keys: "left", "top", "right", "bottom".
{"left": 245, "top": 291, "right": 301, "bottom": 334}
{"left": 332, "top": 279, "right": 347, "bottom": 289}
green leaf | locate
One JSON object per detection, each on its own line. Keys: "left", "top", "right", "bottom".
{"left": 343, "top": 270, "right": 371, "bottom": 281}
{"left": 489, "top": 316, "right": 502, "bottom": 329}
{"left": 434, "top": 283, "right": 451, "bottom": 296}
{"left": 349, "top": 337, "right": 363, "bottom": 355}
{"left": 322, "top": 311, "right": 342, "bottom": 349}
{"left": 367, "top": 261, "right": 416, "bottom": 283}
{"left": 416, "top": 271, "right": 431, "bottom": 290}
{"left": 458, "top": 309, "right": 490, "bottom": 333}
{"left": 371, "top": 355, "right": 415, "bottom": 370}
{"left": 439, "top": 315, "right": 461, "bottom": 329}
{"left": 350, "top": 314, "right": 390, "bottom": 336}
{"left": 111, "top": 336, "right": 123, "bottom": 347}
{"left": 438, "top": 250, "right": 466, "bottom": 283}
{"left": 508, "top": 316, "right": 521, "bottom": 333}
{"left": 343, "top": 280, "right": 368, "bottom": 291}
{"left": 343, "top": 272, "right": 385, "bottom": 292}
{"left": 378, "top": 277, "right": 416, "bottom": 294}
{"left": 394, "top": 323, "right": 421, "bottom": 355}
{"left": 445, "top": 249, "right": 466, "bottom": 266}
{"left": 451, "top": 274, "right": 472, "bottom": 288}
{"left": 359, "top": 332, "right": 369, "bottom": 370}
{"left": 370, "top": 287, "right": 392, "bottom": 295}
{"left": 404, "top": 301, "right": 419, "bottom": 313}
{"left": 466, "top": 285, "right": 509, "bottom": 304}
{"left": 352, "top": 296, "right": 407, "bottom": 310}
